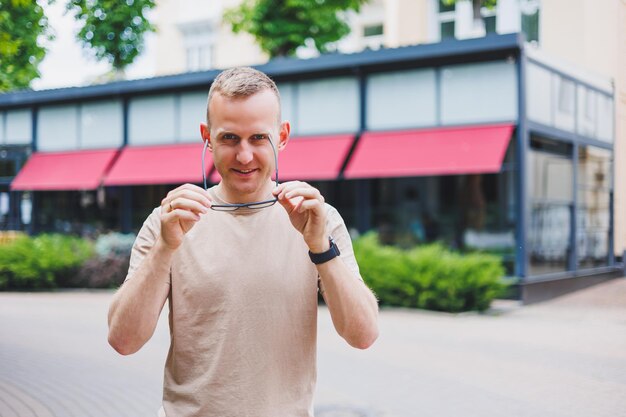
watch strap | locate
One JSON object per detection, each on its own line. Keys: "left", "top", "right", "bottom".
{"left": 308, "top": 237, "right": 341, "bottom": 265}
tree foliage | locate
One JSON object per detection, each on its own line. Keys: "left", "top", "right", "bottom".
{"left": 224, "top": 0, "right": 367, "bottom": 58}
{"left": 66, "top": 0, "right": 155, "bottom": 71}
{"left": 0, "top": 0, "right": 53, "bottom": 92}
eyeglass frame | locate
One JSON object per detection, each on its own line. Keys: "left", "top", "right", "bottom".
{"left": 201, "top": 133, "right": 280, "bottom": 211}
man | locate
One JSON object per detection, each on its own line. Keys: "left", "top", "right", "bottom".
{"left": 107, "top": 67, "right": 379, "bottom": 417}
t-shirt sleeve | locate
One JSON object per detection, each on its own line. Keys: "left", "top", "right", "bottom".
{"left": 125, "top": 207, "right": 163, "bottom": 282}
{"left": 324, "top": 203, "right": 363, "bottom": 282}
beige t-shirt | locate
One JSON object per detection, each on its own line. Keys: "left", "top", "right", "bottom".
{"left": 127, "top": 186, "right": 362, "bottom": 417}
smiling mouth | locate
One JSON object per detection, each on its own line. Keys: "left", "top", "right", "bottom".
{"left": 233, "top": 168, "right": 257, "bottom": 175}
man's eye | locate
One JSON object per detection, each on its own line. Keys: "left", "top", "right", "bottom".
{"left": 253, "top": 134, "right": 267, "bottom": 141}
{"left": 222, "top": 134, "right": 237, "bottom": 140}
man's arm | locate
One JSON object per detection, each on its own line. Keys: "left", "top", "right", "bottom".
{"left": 108, "top": 239, "right": 174, "bottom": 355}
{"left": 273, "top": 182, "right": 379, "bottom": 349}
{"left": 316, "top": 252, "right": 379, "bottom": 349}
{"left": 108, "top": 184, "right": 211, "bottom": 355}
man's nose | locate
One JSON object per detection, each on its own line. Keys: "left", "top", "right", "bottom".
{"left": 236, "top": 142, "right": 254, "bottom": 165}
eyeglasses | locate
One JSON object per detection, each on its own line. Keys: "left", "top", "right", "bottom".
{"left": 202, "top": 134, "right": 279, "bottom": 211}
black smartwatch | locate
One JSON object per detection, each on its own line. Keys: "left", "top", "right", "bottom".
{"left": 308, "top": 237, "right": 341, "bottom": 265}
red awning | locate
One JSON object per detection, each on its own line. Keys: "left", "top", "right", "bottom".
{"left": 344, "top": 124, "right": 515, "bottom": 179}
{"left": 104, "top": 143, "right": 210, "bottom": 186}
{"left": 210, "top": 134, "right": 354, "bottom": 183}
{"left": 10, "top": 149, "right": 119, "bottom": 191}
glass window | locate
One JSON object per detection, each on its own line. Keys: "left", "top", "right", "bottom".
{"left": 521, "top": 0, "right": 540, "bottom": 43}
{"left": 484, "top": 15, "right": 497, "bottom": 34}
{"left": 131, "top": 184, "right": 173, "bottom": 231}
{"left": 440, "top": 21, "right": 455, "bottom": 40}
{"left": 337, "top": 140, "right": 518, "bottom": 275}
{"left": 577, "top": 146, "right": 612, "bottom": 269}
{"left": 363, "top": 24, "right": 383, "bottom": 37}
{"left": 439, "top": 0, "right": 455, "bottom": 13}
{"left": 0, "top": 159, "right": 16, "bottom": 178}
{"left": 528, "top": 136, "right": 574, "bottom": 275}
{"left": 34, "top": 189, "right": 120, "bottom": 236}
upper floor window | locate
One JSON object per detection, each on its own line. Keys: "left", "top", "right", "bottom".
{"left": 521, "top": 0, "right": 540, "bottom": 43}
{"left": 178, "top": 19, "right": 215, "bottom": 72}
{"left": 362, "top": 23, "right": 385, "bottom": 49}
{"left": 435, "top": 0, "right": 540, "bottom": 44}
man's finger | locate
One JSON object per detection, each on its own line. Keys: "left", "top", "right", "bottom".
{"left": 162, "top": 209, "right": 201, "bottom": 223}
{"left": 167, "top": 198, "right": 209, "bottom": 215}
{"left": 163, "top": 188, "right": 212, "bottom": 208}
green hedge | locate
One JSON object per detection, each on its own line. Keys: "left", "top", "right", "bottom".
{"left": 353, "top": 233, "right": 506, "bottom": 312}
{"left": 0, "top": 234, "right": 94, "bottom": 290}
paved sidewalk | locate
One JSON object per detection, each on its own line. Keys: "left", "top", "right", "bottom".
{"left": 1, "top": 279, "right": 625, "bottom": 417}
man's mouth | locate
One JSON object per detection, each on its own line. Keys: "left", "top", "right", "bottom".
{"left": 233, "top": 168, "right": 256, "bottom": 175}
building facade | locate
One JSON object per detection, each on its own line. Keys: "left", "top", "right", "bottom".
{"left": 0, "top": 32, "right": 621, "bottom": 302}
{"left": 150, "top": 0, "right": 625, "bottom": 258}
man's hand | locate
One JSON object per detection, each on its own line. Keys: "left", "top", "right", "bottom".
{"left": 160, "top": 184, "right": 211, "bottom": 250}
{"left": 273, "top": 181, "right": 328, "bottom": 252}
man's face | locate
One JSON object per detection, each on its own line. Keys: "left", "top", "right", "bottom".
{"left": 202, "top": 89, "right": 288, "bottom": 203}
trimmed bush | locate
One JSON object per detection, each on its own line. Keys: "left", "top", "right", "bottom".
{"left": 0, "top": 234, "right": 94, "bottom": 290}
{"left": 72, "top": 254, "right": 130, "bottom": 289}
{"left": 353, "top": 233, "right": 506, "bottom": 312}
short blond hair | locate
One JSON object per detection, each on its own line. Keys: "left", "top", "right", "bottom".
{"left": 206, "top": 67, "right": 281, "bottom": 127}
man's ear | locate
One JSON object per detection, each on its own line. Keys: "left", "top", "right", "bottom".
{"left": 277, "top": 121, "right": 290, "bottom": 151}
{"left": 200, "top": 123, "right": 212, "bottom": 150}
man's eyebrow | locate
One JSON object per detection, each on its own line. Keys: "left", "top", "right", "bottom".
{"left": 216, "top": 131, "right": 240, "bottom": 138}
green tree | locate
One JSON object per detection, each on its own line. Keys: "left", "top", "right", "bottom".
{"left": 0, "top": 0, "right": 53, "bottom": 92}
{"left": 224, "top": 0, "right": 367, "bottom": 58}
{"left": 66, "top": 0, "right": 155, "bottom": 72}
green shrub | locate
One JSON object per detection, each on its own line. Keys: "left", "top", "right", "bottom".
{"left": 353, "top": 232, "right": 506, "bottom": 312}
{"left": 0, "top": 234, "right": 94, "bottom": 290}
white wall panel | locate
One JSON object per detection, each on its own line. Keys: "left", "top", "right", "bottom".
{"left": 80, "top": 100, "right": 123, "bottom": 149}
{"left": 441, "top": 60, "right": 517, "bottom": 125}
{"left": 526, "top": 63, "right": 553, "bottom": 126}
{"left": 577, "top": 86, "right": 597, "bottom": 138}
{"left": 596, "top": 95, "right": 614, "bottom": 143}
{"left": 296, "top": 77, "right": 359, "bottom": 135}
{"left": 5, "top": 109, "right": 31, "bottom": 145}
{"left": 0, "top": 112, "right": 5, "bottom": 144}
{"left": 129, "top": 95, "right": 176, "bottom": 145}
{"left": 367, "top": 69, "right": 436, "bottom": 130}
{"left": 179, "top": 92, "right": 207, "bottom": 143}
{"left": 277, "top": 83, "right": 296, "bottom": 134}
{"left": 553, "top": 75, "right": 575, "bottom": 132}
{"left": 38, "top": 105, "right": 79, "bottom": 151}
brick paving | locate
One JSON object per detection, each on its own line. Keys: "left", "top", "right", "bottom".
{"left": 1, "top": 279, "right": 625, "bottom": 417}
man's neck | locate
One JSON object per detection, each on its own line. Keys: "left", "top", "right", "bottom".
{"left": 216, "top": 179, "right": 275, "bottom": 204}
